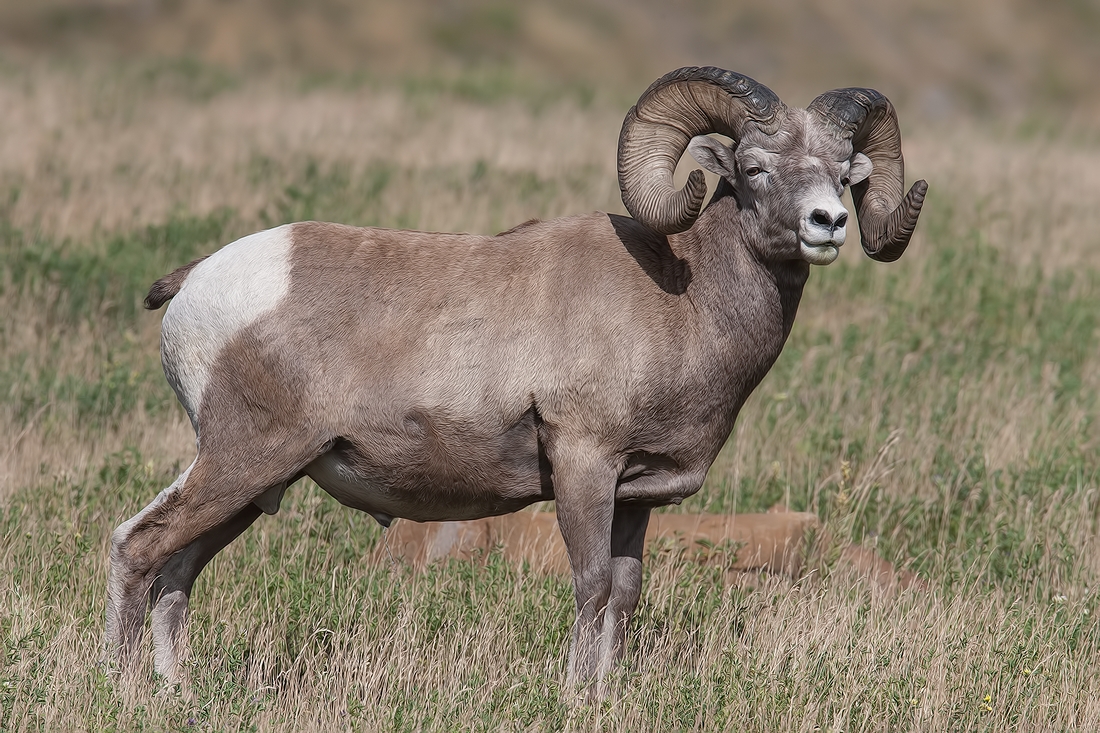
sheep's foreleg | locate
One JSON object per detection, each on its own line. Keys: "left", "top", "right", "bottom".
{"left": 550, "top": 445, "right": 618, "bottom": 696}
{"left": 599, "top": 505, "right": 650, "bottom": 678}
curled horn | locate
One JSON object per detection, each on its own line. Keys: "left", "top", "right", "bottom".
{"left": 809, "top": 88, "right": 928, "bottom": 262}
{"left": 617, "top": 67, "right": 785, "bottom": 235}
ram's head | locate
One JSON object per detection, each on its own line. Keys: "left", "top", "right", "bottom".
{"left": 618, "top": 67, "right": 928, "bottom": 265}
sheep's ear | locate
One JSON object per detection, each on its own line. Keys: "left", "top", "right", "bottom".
{"left": 687, "top": 135, "right": 736, "bottom": 179}
{"left": 849, "top": 152, "right": 873, "bottom": 186}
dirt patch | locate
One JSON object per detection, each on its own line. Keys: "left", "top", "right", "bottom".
{"left": 384, "top": 509, "right": 921, "bottom": 591}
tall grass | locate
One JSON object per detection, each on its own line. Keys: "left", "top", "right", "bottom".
{"left": 1, "top": 63, "right": 1099, "bottom": 731}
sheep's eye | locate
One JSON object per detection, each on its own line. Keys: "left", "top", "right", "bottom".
{"left": 743, "top": 166, "right": 762, "bottom": 178}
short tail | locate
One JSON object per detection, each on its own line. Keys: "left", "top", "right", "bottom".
{"left": 144, "top": 255, "right": 210, "bottom": 310}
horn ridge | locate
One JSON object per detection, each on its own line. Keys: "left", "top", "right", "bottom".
{"left": 809, "top": 88, "right": 926, "bottom": 262}
{"left": 617, "top": 67, "right": 784, "bottom": 235}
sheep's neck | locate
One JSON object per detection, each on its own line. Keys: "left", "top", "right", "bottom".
{"left": 680, "top": 199, "right": 808, "bottom": 346}
{"left": 673, "top": 199, "right": 810, "bottom": 440}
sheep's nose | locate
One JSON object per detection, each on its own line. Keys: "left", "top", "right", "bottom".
{"left": 811, "top": 209, "right": 848, "bottom": 230}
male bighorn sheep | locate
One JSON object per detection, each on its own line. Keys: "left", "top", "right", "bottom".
{"left": 106, "top": 67, "right": 926, "bottom": 693}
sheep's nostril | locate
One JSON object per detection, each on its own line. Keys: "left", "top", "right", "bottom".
{"left": 811, "top": 209, "right": 832, "bottom": 228}
{"left": 835, "top": 212, "right": 848, "bottom": 229}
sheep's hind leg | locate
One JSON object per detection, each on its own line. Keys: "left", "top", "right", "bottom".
{"left": 148, "top": 503, "right": 264, "bottom": 685}
{"left": 105, "top": 460, "right": 197, "bottom": 675}
{"left": 105, "top": 443, "right": 321, "bottom": 682}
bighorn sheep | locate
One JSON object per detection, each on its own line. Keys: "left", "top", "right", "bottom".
{"left": 106, "top": 67, "right": 926, "bottom": 694}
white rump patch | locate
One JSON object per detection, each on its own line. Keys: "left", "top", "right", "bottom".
{"left": 160, "top": 226, "right": 294, "bottom": 424}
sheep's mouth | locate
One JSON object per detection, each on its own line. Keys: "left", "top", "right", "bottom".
{"left": 800, "top": 240, "right": 840, "bottom": 266}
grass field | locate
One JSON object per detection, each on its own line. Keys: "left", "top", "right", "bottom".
{"left": 2, "top": 20, "right": 1100, "bottom": 731}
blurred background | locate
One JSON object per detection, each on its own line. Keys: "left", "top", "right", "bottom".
{"left": 3, "top": 4, "right": 1100, "bottom": 729}
{"left": 2, "top": 0, "right": 1099, "bottom": 125}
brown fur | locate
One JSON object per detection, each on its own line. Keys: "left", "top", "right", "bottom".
{"left": 108, "top": 198, "right": 819, "bottom": 689}
{"left": 144, "top": 255, "right": 209, "bottom": 310}
{"left": 268, "top": 214, "right": 797, "bottom": 521}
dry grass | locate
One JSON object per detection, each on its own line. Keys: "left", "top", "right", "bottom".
{"left": 1, "top": 54, "right": 1099, "bottom": 730}
{"left": 3, "top": 477, "right": 1098, "bottom": 731}
{"left": 3, "top": 0, "right": 1100, "bottom": 120}
{"left": 0, "top": 67, "right": 623, "bottom": 243}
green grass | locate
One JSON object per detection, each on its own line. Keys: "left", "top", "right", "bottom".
{"left": 3, "top": 452, "right": 1098, "bottom": 730}
{"left": 0, "top": 202, "right": 237, "bottom": 435}
{"left": 1, "top": 66, "right": 1099, "bottom": 731}
{"left": 697, "top": 190, "right": 1100, "bottom": 602}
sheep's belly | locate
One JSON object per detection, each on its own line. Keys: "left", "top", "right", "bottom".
{"left": 304, "top": 448, "right": 547, "bottom": 526}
